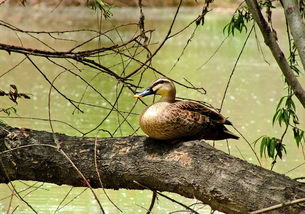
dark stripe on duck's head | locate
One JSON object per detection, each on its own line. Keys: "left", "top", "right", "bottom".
{"left": 151, "top": 78, "right": 172, "bottom": 88}
{"left": 134, "top": 79, "right": 170, "bottom": 99}
{"left": 151, "top": 78, "right": 176, "bottom": 102}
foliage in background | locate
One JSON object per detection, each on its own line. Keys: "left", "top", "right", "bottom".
{"left": 87, "top": 0, "right": 114, "bottom": 18}
{"left": 0, "top": 85, "right": 30, "bottom": 117}
{"left": 223, "top": 5, "right": 251, "bottom": 35}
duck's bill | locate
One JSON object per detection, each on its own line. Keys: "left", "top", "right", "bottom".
{"left": 134, "top": 87, "right": 154, "bottom": 98}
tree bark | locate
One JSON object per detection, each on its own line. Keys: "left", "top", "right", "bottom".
{"left": 0, "top": 124, "right": 305, "bottom": 214}
{"left": 245, "top": 0, "right": 305, "bottom": 108}
{"left": 282, "top": 0, "right": 305, "bottom": 71}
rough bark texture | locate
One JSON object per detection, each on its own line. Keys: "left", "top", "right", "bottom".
{"left": 0, "top": 124, "right": 305, "bottom": 214}
{"left": 282, "top": 0, "right": 305, "bottom": 71}
{"left": 245, "top": 0, "right": 305, "bottom": 108}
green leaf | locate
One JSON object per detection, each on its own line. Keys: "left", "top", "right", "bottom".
{"left": 286, "top": 96, "right": 296, "bottom": 111}
{"left": 278, "top": 109, "right": 283, "bottom": 127}
{"left": 1, "top": 106, "right": 17, "bottom": 116}
{"left": 293, "top": 127, "right": 304, "bottom": 147}
{"left": 267, "top": 138, "right": 275, "bottom": 158}
{"left": 282, "top": 144, "right": 287, "bottom": 155}
{"left": 223, "top": 7, "right": 251, "bottom": 36}
{"left": 260, "top": 137, "right": 267, "bottom": 157}
{"left": 272, "top": 109, "right": 281, "bottom": 125}
{"left": 254, "top": 136, "right": 263, "bottom": 146}
{"left": 282, "top": 110, "right": 290, "bottom": 126}
{"left": 276, "top": 96, "right": 286, "bottom": 110}
{"left": 259, "top": 137, "right": 284, "bottom": 160}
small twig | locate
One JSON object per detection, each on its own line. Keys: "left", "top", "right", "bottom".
{"left": 0, "top": 116, "right": 85, "bottom": 135}
{"left": 170, "top": 25, "right": 199, "bottom": 72}
{"left": 59, "top": 149, "right": 106, "bottom": 214}
{"left": 285, "top": 162, "right": 305, "bottom": 175}
{"left": 294, "top": 177, "right": 305, "bottom": 181}
{"left": 93, "top": 132, "right": 122, "bottom": 212}
{"left": 50, "top": 0, "right": 64, "bottom": 13}
{"left": 253, "top": 25, "right": 270, "bottom": 65}
{"left": 0, "top": 56, "right": 26, "bottom": 79}
{"left": 235, "top": 145, "right": 246, "bottom": 160}
{"left": 124, "top": 0, "right": 183, "bottom": 79}
{"left": 249, "top": 198, "right": 305, "bottom": 214}
{"left": 271, "top": 123, "right": 289, "bottom": 170}
{"left": 197, "top": 35, "right": 229, "bottom": 70}
{"left": 226, "top": 139, "right": 231, "bottom": 155}
{"left": 232, "top": 125, "right": 262, "bottom": 166}
{"left": 0, "top": 158, "right": 38, "bottom": 214}
{"left": 6, "top": 191, "right": 14, "bottom": 214}
{"left": 55, "top": 188, "right": 88, "bottom": 213}
{"left": 220, "top": 23, "right": 254, "bottom": 111}
{"left": 48, "top": 71, "right": 66, "bottom": 135}
{"left": 133, "top": 180, "right": 200, "bottom": 214}
{"left": 53, "top": 186, "right": 73, "bottom": 214}
{"left": 146, "top": 191, "right": 157, "bottom": 214}
{"left": 26, "top": 55, "right": 84, "bottom": 113}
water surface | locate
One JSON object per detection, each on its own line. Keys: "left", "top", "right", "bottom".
{"left": 0, "top": 6, "right": 304, "bottom": 214}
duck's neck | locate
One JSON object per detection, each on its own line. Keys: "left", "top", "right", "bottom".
{"left": 159, "top": 91, "right": 176, "bottom": 103}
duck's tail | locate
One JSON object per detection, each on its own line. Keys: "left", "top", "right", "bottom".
{"left": 223, "top": 129, "right": 239, "bottom": 140}
{"left": 200, "top": 124, "right": 239, "bottom": 140}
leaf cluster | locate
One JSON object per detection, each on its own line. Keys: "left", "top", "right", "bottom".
{"left": 255, "top": 136, "right": 286, "bottom": 159}
{"left": 260, "top": 0, "right": 276, "bottom": 23}
{"left": 0, "top": 106, "right": 17, "bottom": 116}
{"left": 223, "top": 7, "right": 252, "bottom": 36}
{"left": 256, "top": 93, "right": 304, "bottom": 162}
{"left": 272, "top": 95, "right": 297, "bottom": 127}
{"left": 0, "top": 85, "right": 30, "bottom": 117}
{"left": 0, "top": 85, "right": 30, "bottom": 104}
{"left": 288, "top": 43, "right": 302, "bottom": 75}
{"left": 88, "top": 0, "right": 114, "bottom": 19}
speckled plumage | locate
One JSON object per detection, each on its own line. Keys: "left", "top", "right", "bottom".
{"left": 135, "top": 79, "right": 239, "bottom": 141}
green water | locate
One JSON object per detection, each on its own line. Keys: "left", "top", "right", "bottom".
{"left": 0, "top": 6, "right": 304, "bottom": 214}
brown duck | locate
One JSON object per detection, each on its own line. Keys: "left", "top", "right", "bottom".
{"left": 134, "top": 78, "right": 239, "bottom": 141}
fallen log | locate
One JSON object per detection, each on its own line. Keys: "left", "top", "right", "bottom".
{"left": 0, "top": 124, "right": 305, "bottom": 213}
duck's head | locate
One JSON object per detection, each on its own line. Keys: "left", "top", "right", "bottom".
{"left": 134, "top": 78, "right": 176, "bottom": 102}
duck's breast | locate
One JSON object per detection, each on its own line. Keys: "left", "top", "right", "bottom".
{"left": 140, "top": 102, "right": 204, "bottom": 140}
{"left": 140, "top": 102, "right": 175, "bottom": 140}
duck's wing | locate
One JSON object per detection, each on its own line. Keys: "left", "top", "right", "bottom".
{"left": 171, "top": 101, "right": 230, "bottom": 125}
{"left": 167, "top": 102, "right": 238, "bottom": 140}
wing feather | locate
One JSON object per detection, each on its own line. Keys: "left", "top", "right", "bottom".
{"left": 171, "top": 101, "right": 227, "bottom": 124}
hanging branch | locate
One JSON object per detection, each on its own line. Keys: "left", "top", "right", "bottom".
{"left": 245, "top": 0, "right": 305, "bottom": 108}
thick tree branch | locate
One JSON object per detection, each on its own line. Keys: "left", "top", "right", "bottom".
{"left": 0, "top": 124, "right": 305, "bottom": 213}
{"left": 282, "top": 0, "right": 305, "bottom": 71}
{"left": 245, "top": 0, "right": 305, "bottom": 108}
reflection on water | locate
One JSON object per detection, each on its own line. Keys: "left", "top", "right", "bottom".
{"left": 0, "top": 6, "right": 304, "bottom": 214}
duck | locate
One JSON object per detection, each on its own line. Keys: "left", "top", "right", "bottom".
{"left": 134, "top": 78, "right": 239, "bottom": 141}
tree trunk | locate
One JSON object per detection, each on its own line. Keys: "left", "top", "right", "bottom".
{"left": 282, "top": 0, "right": 305, "bottom": 71}
{"left": 0, "top": 124, "right": 305, "bottom": 214}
